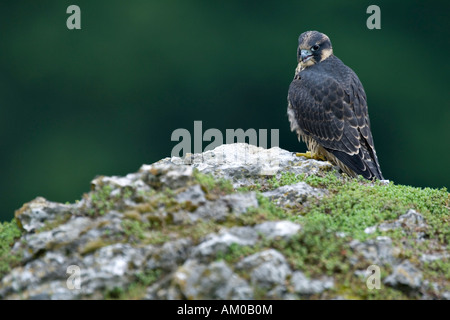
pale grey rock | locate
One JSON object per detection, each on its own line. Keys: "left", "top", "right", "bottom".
{"left": 254, "top": 221, "right": 301, "bottom": 239}
{"left": 175, "top": 185, "right": 206, "bottom": 206}
{"left": 146, "top": 238, "right": 192, "bottom": 271}
{"left": 291, "top": 271, "right": 334, "bottom": 295}
{"left": 266, "top": 285, "right": 297, "bottom": 300}
{"left": 0, "top": 250, "right": 80, "bottom": 298}
{"left": 263, "top": 182, "right": 326, "bottom": 207}
{"left": 221, "top": 192, "right": 258, "bottom": 214}
{"left": 365, "top": 209, "right": 428, "bottom": 239}
{"left": 144, "top": 274, "right": 174, "bottom": 300}
{"left": 17, "top": 280, "right": 80, "bottom": 300}
{"left": 48, "top": 217, "right": 93, "bottom": 245}
{"left": 79, "top": 243, "right": 151, "bottom": 296}
{"left": 160, "top": 143, "right": 333, "bottom": 187}
{"left": 397, "top": 209, "right": 427, "bottom": 229}
{"left": 192, "top": 226, "right": 259, "bottom": 258}
{"left": 20, "top": 216, "right": 93, "bottom": 259}
{"left": 1, "top": 143, "right": 447, "bottom": 300}
{"left": 43, "top": 281, "right": 81, "bottom": 300}
{"left": 378, "top": 209, "right": 426, "bottom": 234}
{"left": 236, "top": 249, "right": 292, "bottom": 289}
{"left": 420, "top": 253, "right": 450, "bottom": 263}
{"left": 15, "top": 197, "right": 72, "bottom": 233}
{"left": 173, "top": 260, "right": 253, "bottom": 299}
{"left": 384, "top": 260, "right": 423, "bottom": 291}
{"left": 97, "top": 175, "right": 134, "bottom": 188}
{"left": 364, "top": 226, "right": 377, "bottom": 234}
{"left": 189, "top": 199, "right": 229, "bottom": 222}
{"left": 183, "top": 144, "right": 286, "bottom": 179}
{"left": 350, "top": 236, "right": 400, "bottom": 266}
{"left": 140, "top": 162, "right": 194, "bottom": 190}
{"left": 189, "top": 192, "right": 258, "bottom": 222}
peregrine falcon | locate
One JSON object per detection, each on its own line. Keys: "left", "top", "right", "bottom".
{"left": 287, "top": 31, "right": 384, "bottom": 180}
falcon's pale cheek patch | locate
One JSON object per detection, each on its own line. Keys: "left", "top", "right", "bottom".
{"left": 321, "top": 48, "right": 333, "bottom": 61}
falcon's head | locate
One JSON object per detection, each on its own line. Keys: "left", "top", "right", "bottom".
{"left": 297, "top": 31, "right": 333, "bottom": 70}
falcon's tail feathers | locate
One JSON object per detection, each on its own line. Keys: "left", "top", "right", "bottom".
{"left": 327, "top": 149, "right": 384, "bottom": 180}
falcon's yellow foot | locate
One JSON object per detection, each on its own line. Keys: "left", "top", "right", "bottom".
{"left": 295, "top": 151, "right": 326, "bottom": 161}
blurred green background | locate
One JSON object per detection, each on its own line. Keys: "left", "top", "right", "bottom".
{"left": 1, "top": 1, "right": 449, "bottom": 221}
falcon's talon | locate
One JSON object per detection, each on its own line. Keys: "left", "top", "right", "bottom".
{"left": 295, "top": 151, "right": 311, "bottom": 158}
{"left": 295, "top": 151, "right": 326, "bottom": 161}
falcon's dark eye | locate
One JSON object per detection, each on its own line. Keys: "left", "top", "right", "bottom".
{"left": 311, "top": 44, "right": 320, "bottom": 52}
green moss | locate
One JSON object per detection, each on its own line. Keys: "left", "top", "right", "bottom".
{"left": 36, "top": 213, "right": 71, "bottom": 233}
{"left": 105, "top": 286, "right": 125, "bottom": 299}
{"left": 123, "top": 270, "right": 163, "bottom": 299}
{"left": 79, "top": 239, "right": 111, "bottom": 255}
{"left": 423, "top": 258, "right": 450, "bottom": 288}
{"left": 230, "top": 192, "right": 289, "bottom": 226}
{"left": 121, "top": 219, "right": 150, "bottom": 240}
{"left": 0, "top": 219, "right": 23, "bottom": 279}
{"left": 105, "top": 269, "right": 163, "bottom": 300}
{"left": 263, "top": 170, "right": 449, "bottom": 298}
{"left": 121, "top": 218, "right": 169, "bottom": 245}
{"left": 135, "top": 188, "right": 157, "bottom": 203}
{"left": 136, "top": 269, "right": 162, "bottom": 286}
{"left": 333, "top": 282, "right": 410, "bottom": 300}
{"left": 122, "top": 187, "right": 133, "bottom": 200}
{"left": 268, "top": 172, "right": 306, "bottom": 189}
{"left": 88, "top": 185, "right": 115, "bottom": 216}
{"left": 274, "top": 220, "right": 350, "bottom": 277}
{"left": 215, "top": 243, "right": 259, "bottom": 264}
{"left": 86, "top": 184, "right": 140, "bottom": 216}
{"left": 315, "top": 182, "right": 446, "bottom": 242}
{"left": 193, "top": 169, "right": 233, "bottom": 196}
{"left": 265, "top": 171, "right": 450, "bottom": 243}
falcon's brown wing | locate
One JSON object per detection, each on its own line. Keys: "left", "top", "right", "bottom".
{"left": 288, "top": 61, "right": 384, "bottom": 180}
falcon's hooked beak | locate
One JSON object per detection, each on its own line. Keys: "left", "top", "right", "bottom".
{"left": 300, "top": 49, "right": 313, "bottom": 63}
